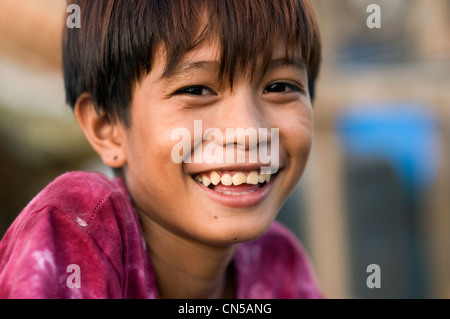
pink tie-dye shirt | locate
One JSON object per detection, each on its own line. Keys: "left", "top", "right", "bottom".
{"left": 0, "top": 171, "right": 322, "bottom": 298}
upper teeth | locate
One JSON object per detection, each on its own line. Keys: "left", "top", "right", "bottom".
{"left": 211, "top": 171, "right": 221, "bottom": 185}
{"left": 195, "top": 170, "right": 272, "bottom": 187}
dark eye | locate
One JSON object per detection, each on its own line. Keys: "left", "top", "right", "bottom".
{"left": 175, "top": 85, "right": 215, "bottom": 96}
{"left": 263, "top": 82, "right": 302, "bottom": 94}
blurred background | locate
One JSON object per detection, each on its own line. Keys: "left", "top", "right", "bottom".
{"left": 0, "top": 0, "right": 449, "bottom": 298}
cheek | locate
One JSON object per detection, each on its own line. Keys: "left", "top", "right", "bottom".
{"left": 270, "top": 108, "right": 313, "bottom": 196}
{"left": 123, "top": 127, "right": 195, "bottom": 236}
{"left": 123, "top": 120, "right": 183, "bottom": 201}
{"left": 289, "top": 119, "right": 313, "bottom": 159}
{"left": 275, "top": 106, "right": 313, "bottom": 161}
{"left": 135, "top": 129, "right": 185, "bottom": 185}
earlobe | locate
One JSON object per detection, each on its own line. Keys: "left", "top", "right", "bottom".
{"left": 74, "top": 94, "right": 126, "bottom": 168}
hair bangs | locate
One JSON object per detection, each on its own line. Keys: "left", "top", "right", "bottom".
{"left": 161, "top": 0, "right": 320, "bottom": 91}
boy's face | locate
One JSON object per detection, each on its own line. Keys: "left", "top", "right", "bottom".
{"left": 119, "top": 38, "right": 313, "bottom": 245}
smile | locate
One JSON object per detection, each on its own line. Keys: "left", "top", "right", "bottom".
{"left": 195, "top": 170, "right": 271, "bottom": 187}
{"left": 192, "top": 169, "right": 279, "bottom": 208}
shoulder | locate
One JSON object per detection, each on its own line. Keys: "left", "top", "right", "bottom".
{"left": 1, "top": 171, "right": 126, "bottom": 241}
{"left": 255, "top": 221, "right": 305, "bottom": 254}
{"left": 24, "top": 171, "right": 125, "bottom": 222}
{"left": 11, "top": 170, "right": 138, "bottom": 236}
{"left": 0, "top": 171, "right": 133, "bottom": 298}
{"left": 238, "top": 221, "right": 311, "bottom": 267}
{"left": 235, "top": 221, "right": 323, "bottom": 299}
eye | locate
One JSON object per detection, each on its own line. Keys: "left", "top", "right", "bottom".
{"left": 263, "top": 82, "right": 303, "bottom": 94}
{"left": 174, "top": 85, "right": 216, "bottom": 96}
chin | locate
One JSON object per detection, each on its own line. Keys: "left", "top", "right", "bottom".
{"left": 195, "top": 209, "right": 278, "bottom": 246}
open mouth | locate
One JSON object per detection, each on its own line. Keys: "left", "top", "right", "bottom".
{"left": 191, "top": 169, "right": 280, "bottom": 208}
{"left": 192, "top": 170, "right": 275, "bottom": 196}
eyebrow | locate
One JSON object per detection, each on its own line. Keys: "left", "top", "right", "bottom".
{"left": 160, "top": 61, "right": 220, "bottom": 81}
{"left": 265, "top": 56, "right": 306, "bottom": 73}
{"left": 159, "top": 56, "right": 306, "bottom": 82}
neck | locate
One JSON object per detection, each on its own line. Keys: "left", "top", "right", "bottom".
{"left": 139, "top": 215, "right": 237, "bottom": 299}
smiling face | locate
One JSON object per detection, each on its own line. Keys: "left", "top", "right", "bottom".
{"left": 118, "top": 39, "right": 313, "bottom": 246}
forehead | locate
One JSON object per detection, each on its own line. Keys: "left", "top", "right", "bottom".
{"left": 156, "top": 36, "right": 306, "bottom": 84}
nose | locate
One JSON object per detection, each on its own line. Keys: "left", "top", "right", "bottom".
{"left": 214, "top": 90, "right": 271, "bottom": 150}
{"left": 197, "top": 88, "right": 279, "bottom": 173}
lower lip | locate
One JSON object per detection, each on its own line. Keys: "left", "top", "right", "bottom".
{"left": 193, "top": 173, "right": 278, "bottom": 208}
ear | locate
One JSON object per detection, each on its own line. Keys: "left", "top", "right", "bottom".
{"left": 74, "top": 94, "right": 126, "bottom": 168}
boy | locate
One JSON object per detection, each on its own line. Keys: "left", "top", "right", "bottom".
{"left": 0, "top": 0, "right": 322, "bottom": 298}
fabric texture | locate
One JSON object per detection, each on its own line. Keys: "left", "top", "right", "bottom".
{"left": 0, "top": 171, "right": 322, "bottom": 299}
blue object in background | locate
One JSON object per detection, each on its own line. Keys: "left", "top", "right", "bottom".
{"left": 336, "top": 101, "right": 439, "bottom": 298}
{"left": 337, "top": 101, "right": 439, "bottom": 192}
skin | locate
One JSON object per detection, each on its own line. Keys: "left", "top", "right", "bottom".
{"left": 75, "top": 38, "right": 313, "bottom": 299}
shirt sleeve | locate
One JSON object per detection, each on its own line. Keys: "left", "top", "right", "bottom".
{"left": 0, "top": 204, "right": 124, "bottom": 299}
